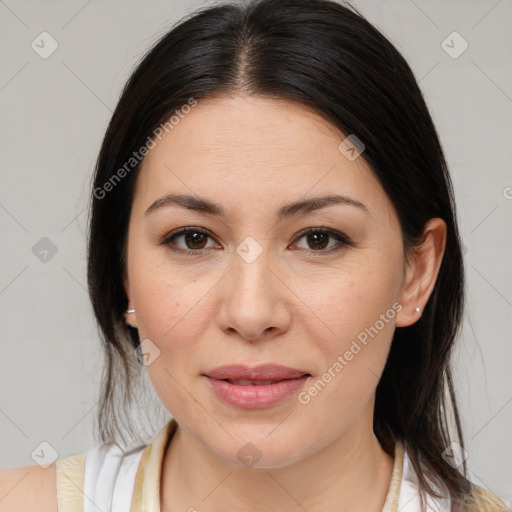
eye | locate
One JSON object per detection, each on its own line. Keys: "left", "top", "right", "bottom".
{"left": 291, "top": 227, "right": 353, "bottom": 255}
{"left": 161, "top": 227, "right": 219, "bottom": 255}
{"left": 161, "top": 226, "right": 353, "bottom": 256}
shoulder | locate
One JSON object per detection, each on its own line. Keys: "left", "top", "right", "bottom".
{"left": 0, "top": 464, "right": 58, "bottom": 512}
{"left": 468, "top": 483, "right": 511, "bottom": 512}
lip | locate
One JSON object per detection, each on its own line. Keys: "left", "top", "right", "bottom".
{"left": 203, "top": 364, "right": 309, "bottom": 381}
{"left": 205, "top": 375, "right": 310, "bottom": 409}
{"left": 203, "top": 364, "right": 311, "bottom": 410}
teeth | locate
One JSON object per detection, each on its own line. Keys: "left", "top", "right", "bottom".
{"left": 228, "top": 379, "right": 280, "bottom": 386}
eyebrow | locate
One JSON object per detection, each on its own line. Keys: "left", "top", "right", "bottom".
{"left": 144, "top": 193, "right": 368, "bottom": 220}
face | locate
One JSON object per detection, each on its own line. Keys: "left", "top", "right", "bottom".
{"left": 123, "top": 94, "right": 416, "bottom": 468}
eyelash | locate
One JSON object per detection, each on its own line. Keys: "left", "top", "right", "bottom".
{"left": 160, "top": 226, "right": 354, "bottom": 257}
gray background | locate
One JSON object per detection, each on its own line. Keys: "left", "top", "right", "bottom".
{"left": 1, "top": 0, "right": 511, "bottom": 503}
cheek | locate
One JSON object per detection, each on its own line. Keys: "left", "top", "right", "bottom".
{"left": 129, "top": 261, "right": 217, "bottom": 420}
{"left": 290, "top": 254, "right": 402, "bottom": 410}
{"left": 294, "top": 282, "right": 398, "bottom": 431}
{"left": 132, "top": 268, "right": 214, "bottom": 348}
{"left": 297, "top": 257, "right": 402, "bottom": 348}
{"left": 126, "top": 239, "right": 215, "bottom": 342}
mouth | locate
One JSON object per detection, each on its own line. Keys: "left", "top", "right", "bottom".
{"left": 203, "top": 363, "right": 310, "bottom": 381}
{"left": 204, "top": 374, "right": 311, "bottom": 409}
{"left": 220, "top": 378, "right": 308, "bottom": 386}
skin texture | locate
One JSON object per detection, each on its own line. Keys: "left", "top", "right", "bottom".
{"left": 123, "top": 94, "right": 446, "bottom": 511}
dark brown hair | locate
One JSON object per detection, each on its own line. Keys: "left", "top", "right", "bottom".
{"left": 87, "top": 0, "right": 474, "bottom": 508}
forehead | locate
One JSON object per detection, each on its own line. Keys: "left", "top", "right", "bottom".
{"left": 134, "top": 94, "right": 390, "bottom": 218}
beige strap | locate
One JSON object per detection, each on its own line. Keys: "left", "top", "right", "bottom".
{"left": 470, "top": 484, "right": 511, "bottom": 511}
{"left": 55, "top": 454, "right": 85, "bottom": 512}
{"left": 381, "top": 441, "right": 404, "bottom": 512}
{"left": 130, "top": 419, "right": 178, "bottom": 512}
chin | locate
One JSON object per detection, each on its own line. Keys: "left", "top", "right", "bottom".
{"left": 207, "top": 429, "right": 309, "bottom": 470}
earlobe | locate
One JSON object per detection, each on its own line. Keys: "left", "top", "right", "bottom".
{"left": 395, "top": 218, "right": 447, "bottom": 327}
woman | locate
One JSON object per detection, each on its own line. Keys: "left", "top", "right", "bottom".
{"left": 1, "top": 0, "right": 509, "bottom": 510}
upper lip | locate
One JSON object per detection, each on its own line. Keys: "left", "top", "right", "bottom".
{"left": 204, "top": 364, "right": 310, "bottom": 381}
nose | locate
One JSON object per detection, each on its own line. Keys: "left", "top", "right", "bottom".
{"left": 217, "top": 247, "right": 292, "bottom": 343}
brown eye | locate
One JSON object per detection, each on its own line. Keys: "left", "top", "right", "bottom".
{"left": 293, "top": 228, "right": 353, "bottom": 254}
{"left": 305, "top": 232, "right": 329, "bottom": 250}
{"left": 162, "top": 227, "right": 218, "bottom": 255}
{"left": 182, "top": 232, "right": 208, "bottom": 249}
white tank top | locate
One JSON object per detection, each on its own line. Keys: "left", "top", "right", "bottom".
{"left": 55, "top": 418, "right": 479, "bottom": 512}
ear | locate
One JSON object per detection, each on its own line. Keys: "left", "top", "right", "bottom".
{"left": 395, "top": 218, "right": 447, "bottom": 327}
{"left": 123, "top": 271, "right": 138, "bottom": 329}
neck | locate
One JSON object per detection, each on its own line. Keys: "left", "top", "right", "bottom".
{"left": 161, "top": 402, "right": 394, "bottom": 512}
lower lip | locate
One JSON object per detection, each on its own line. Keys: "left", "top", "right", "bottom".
{"left": 205, "top": 375, "right": 310, "bottom": 409}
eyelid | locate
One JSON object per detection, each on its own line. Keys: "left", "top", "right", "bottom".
{"left": 160, "top": 226, "right": 219, "bottom": 249}
{"left": 289, "top": 227, "right": 354, "bottom": 256}
{"left": 291, "top": 227, "right": 353, "bottom": 246}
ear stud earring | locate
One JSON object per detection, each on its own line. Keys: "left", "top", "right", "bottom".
{"left": 126, "top": 309, "right": 136, "bottom": 314}
{"left": 415, "top": 307, "right": 421, "bottom": 314}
